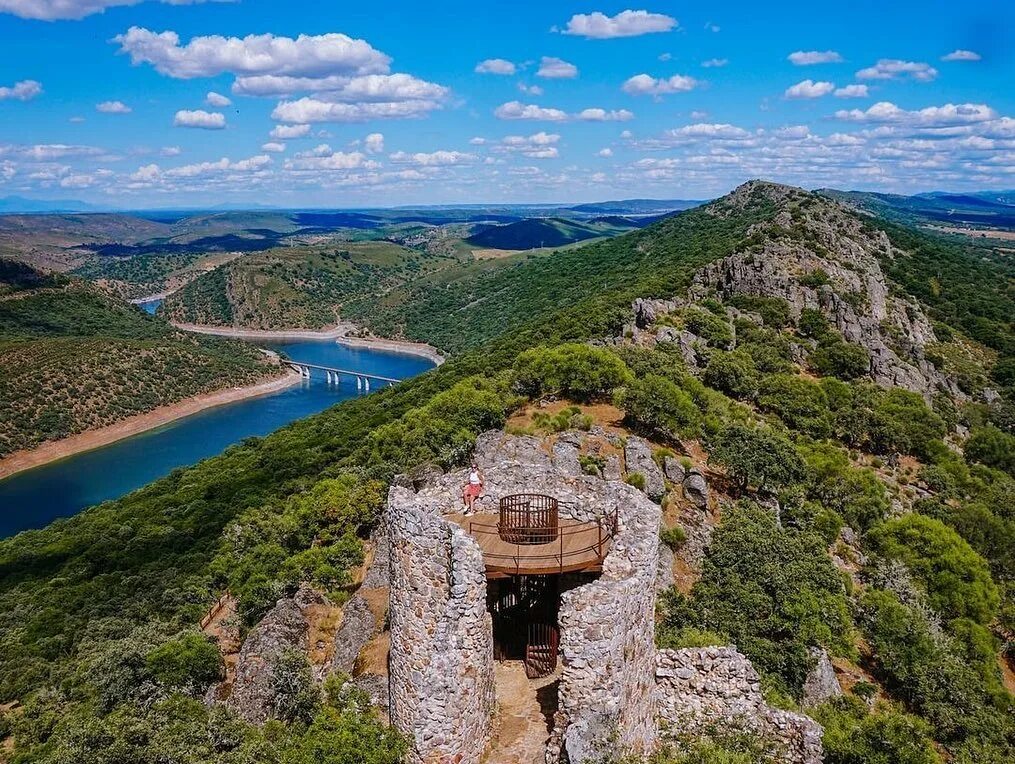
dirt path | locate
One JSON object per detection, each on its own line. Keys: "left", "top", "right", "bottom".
{"left": 0, "top": 369, "right": 301, "bottom": 480}
{"left": 486, "top": 662, "right": 558, "bottom": 764}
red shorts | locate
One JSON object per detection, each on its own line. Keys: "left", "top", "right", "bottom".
{"left": 464, "top": 484, "right": 482, "bottom": 498}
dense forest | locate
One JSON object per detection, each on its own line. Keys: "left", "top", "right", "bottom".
{"left": 0, "top": 260, "right": 281, "bottom": 457}
{"left": 0, "top": 183, "right": 1012, "bottom": 763}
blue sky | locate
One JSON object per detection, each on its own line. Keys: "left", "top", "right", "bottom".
{"left": 0, "top": 1, "right": 1011, "bottom": 208}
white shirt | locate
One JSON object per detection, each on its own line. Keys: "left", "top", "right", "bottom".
{"left": 469, "top": 470, "right": 481, "bottom": 485}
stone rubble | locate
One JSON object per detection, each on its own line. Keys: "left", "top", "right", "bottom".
{"left": 624, "top": 436, "right": 666, "bottom": 503}
{"left": 655, "top": 647, "right": 823, "bottom": 764}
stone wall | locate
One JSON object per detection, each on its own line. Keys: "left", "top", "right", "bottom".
{"left": 549, "top": 480, "right": 662, "bottom": 764}
{"left": 387, "top": 488, "right": 495, "bottom": 764}
{"left": 655, "top": 647, "right": 823, "bottom": 764}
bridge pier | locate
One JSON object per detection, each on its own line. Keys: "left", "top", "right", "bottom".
{"left": 365, "top": 377, "right": 371, "bottom": 392}
{"left": 357, "top": 376, "right": 363, "bottom": 391}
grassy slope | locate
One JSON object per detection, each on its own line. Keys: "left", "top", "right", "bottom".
{"left": 0, "top": 265, "right": 278, "bottom": 457}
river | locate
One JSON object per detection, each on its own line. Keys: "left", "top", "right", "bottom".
{"left": 0, "top": 339, "right": 435, "bottom": 538}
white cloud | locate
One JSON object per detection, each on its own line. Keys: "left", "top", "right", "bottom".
{"left": 270, "top": 123, "right": 310, "bottom": 139}
{"left": 658, "top": 52, "right": 672, "bottom": 62}
{"left": 597, "top": 147, "right": 613, "bottom": 157}
{"left": 518, "top": 83, "right": 543, "bottom": 96}
{"left": 576, "top": 107, "right": 634, "bottom": 122}
{"left": 284, "top": 148, "right": 376, "bottom": 171}
{"left": 59, "top": 173, "right": 96, "bottom": 188}
{"left": 941, "top": 49, "right": 981, "bottom": 62}
{"left": 261, "top": 141, "right": 286, "bottom": 152}
{"left": 537, "top": 56, "right": 578, "bottom": 79}
{"left": 96, "top": 100, "right": 131, "bottom": 113}
{"left": 497, "top": 131, "right": 561, "bottom": 159}
{"left": 493, "top": 100, "right": 568, "bottom": 121}
{"left": 788, "top": 50, "right": 843, "bottom": 65}
{"left": 562, "top": 10, "right": 677, "bottom": 39}
{"left": 834, "top": 101, "right": 996, "bottom": 127}
{"left": 160, "top": 145, "right": 181, "bottom": 156}
{"left": 272, "top": 97, "right": 442, "bottom": 123}
{"left": 621, "top": 73, "right": 698, "bottom": 96}
{"left": 856, "top": 59, "right": 937, "bottom": 82}
{"left": 0, "top": 1, "right": 225, "bottom": 21}
{"left": 165, "top": 154, "right": 271, "bottom": 178}
{"left": 834, "top": 84, "right": 869, "bottom": 98}
{"left": 701, "top": 58, "right": 727, "bottom": 68}
{"left": 690, "top": 110, "right": 708, "bottom": 120}
{"left": 784, "top": 79, "right": 835, "bottom": 99}
{"left": 389, "top": 150, "right": 476, "bottom": 166}
{"left": 173, "top": 109, "right": 225, "bottom": 129}
{"left": 0, "top": 79, "right": 42, "bottom": 101}
{"left": 475, "top": 58, "right": 515, "bottom": 75}
{"left": 115, "top": 27, "right": 390, "bottom": 79}
{"left": 232, "top": 72, "right": 447, "bottom": 100}
{"left": 364, "top": 132, "right": 384, "bottom": 154}
{"left": 205, "top": 90, "right": 231, "bottom": 107}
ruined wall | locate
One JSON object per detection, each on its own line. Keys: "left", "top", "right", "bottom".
{"left": 655, "top": 647, "right": 823, "bottom": 764}
{"left": 549, "top": 481, "right": 662, "bottom": 764}
{"left": 387, "top": 487, "right": 495, "bottom": 764}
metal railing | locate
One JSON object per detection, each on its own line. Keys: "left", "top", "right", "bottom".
{"left": 499, "top": 493, "right": 559, "bottom": 544}
{"left": 467, "top": 508, "right": 619, "bottom": 575}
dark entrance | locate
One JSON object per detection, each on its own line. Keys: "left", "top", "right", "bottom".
{"left": 487, "top": 572, "right": 598, "bottom": 679}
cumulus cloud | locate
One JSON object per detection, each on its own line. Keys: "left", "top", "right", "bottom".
{"left": 941, "top": 49, "right": 981, "bottom": 62}
{"left": 497, "top": 131, "right": 561, "bottom": 159}
{"left": 833, "top": 101, "right": 996, "bottom": 126}
{"left": 701, "top": 58, "right": 727, "bottom": 68}
{"left": 0, "top": 79, "right": 42, "bottom": 101}
{"left": 232, "top": 72, "right": 447, "bottom": 100}
{"left": 621, "top": 73, "right": 698, "bottom": 96}
{"left": 389, "top": 150, "right": 476, "bottom": 166}
{"left": 0, "top": 0, "right": 226, "bottom": 21}
{"left": 788, "top": 50, "right": 843, "bottom": 65}
{"left": 272, "top": 97, "right": 442, "bottom": 123}
{"left": 597, "top": 147, "right": 613, "bottom": 157}
{"left": 261, "top": 141, "right": 286, "bottom": 152}
{"left": 206, "top": 90, "right": 231, "bottom": 107}
{"left": 784, "top": 79, "right": 835, "bottom": 99}
{"left": 364, "top": 132, "right": 384, "bottom": 154}
{"left": 518, "top": 83, "right": 543, "bottom": 96}
{"left": 537, "top": 56, "right": 578, "bottom": 79}
{"left": 576, "top": 107, "right": 634, "bottom": 121}
{"left": 834, "top": 84, "right": 869, "bottom": 98}
{"left": 270, "top": 123, "right": 310, "bottom": 139}
{"left": 160, "top": 145, "right": 181, "bottom": 156}
{"left": 856, "top": 59, "right": 937, "bottom": 82}
{"left": 475, "top": 58, "right": 515, "bottom": 75}
{"left": 562, "top": 10, "right": 677, "bottom": 39}
{"left": 165, "top": 154, "right": 271, "bottom": 178}
{"left": 173, "top": 109, "right": 225, "bottom": 129}
{"left": 284, "top": 147, "right": 376, "bottom": 171}
{"left": 493, "top": 101, "right": 568, "bottom": 121}
{"left": 115, "top": 27, "right": 390, "bottom": 79}
{"left": 96, "top": 100, "right": 131, "bottom": 113}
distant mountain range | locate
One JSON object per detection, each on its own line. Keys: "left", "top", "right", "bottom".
{"left": 0, "top": 195, "right": 105, "bottom": 214}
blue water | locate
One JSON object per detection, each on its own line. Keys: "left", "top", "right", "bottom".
{"left": 0, "top": 340, "right": 434, "bottom": 538}
{"left": 137, "top": 298, "right": 162, "bottom": 314}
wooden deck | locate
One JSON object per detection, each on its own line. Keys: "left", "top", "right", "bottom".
{"left": 447, "top": 512, "right": 614, "bottom": 577}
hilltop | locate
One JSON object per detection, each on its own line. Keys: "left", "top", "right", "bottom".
{"left": 0, "top": 260, "right": 284, "bottom": 461}
{"left": 0, "top": 181, "right": 1011, "bottom": 764}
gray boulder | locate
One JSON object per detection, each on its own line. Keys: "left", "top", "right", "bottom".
{"left": 663, "top": 456, "right": 687, "bottom": 484}
{"left": 682, "top": 469, "right": 710, "bottom": 509}
{"left": 802, "top": 647, "right": 842, "bottom": 706}
{"left": 624, "top": 436, "right": 666, "bottom": 502}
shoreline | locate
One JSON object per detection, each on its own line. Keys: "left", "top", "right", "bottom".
{"left": 0, "top": 370, "right": 302, "bottom": 482}
{"left": 171, "top": 321, "right": 446, "bottom": 366}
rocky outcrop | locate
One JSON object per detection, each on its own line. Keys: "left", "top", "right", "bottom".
{"left": 663, "top": 456, "right": 686, "bottom": 484}
{"left": 802, "top": 647, "right": 842, "bottom": 706}
{"left": 624, "top": 436, "right": 665, "bottom": 502}
{"left": 655, "top": 647, "right": 823, "bottom": 764}
{"left": 681, "top": 468, "right": 709, "bottom": 510}
{"left": 224, "top": 585, "right": 328, "bottom": 725}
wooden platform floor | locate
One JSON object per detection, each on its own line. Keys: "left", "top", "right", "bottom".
{"left": 446, "top": 512, "right": 611, "bottom": 576}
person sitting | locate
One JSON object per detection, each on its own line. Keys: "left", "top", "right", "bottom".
{"left": 462, "top": 463, "right": 483, "bottom": 512}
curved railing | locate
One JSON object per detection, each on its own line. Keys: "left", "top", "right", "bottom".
{"left": 468, "top": 507, "right": 619, "bottom": 575}
{"left": 499, "top": 493, "right": 559, "bottom": 544}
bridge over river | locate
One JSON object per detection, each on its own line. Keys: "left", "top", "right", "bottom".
{"left": 285, "top": 360, "right": 401, "bottom": 390}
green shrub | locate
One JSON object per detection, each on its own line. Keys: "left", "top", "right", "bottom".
{"left": 145, "top": 632, "right": 223, "bottom": 691}
{"left": 965, "top": 426, "right": 1015, "bottom": 476}
{"left": 625, "top": 472, "right": 646, "bottom": 490}
{"left": 813, "top": 696, "right": 942, "bottom": 764}
{"left": 708, "top": 423, "right": 806, "bottom": 491}
{"left": 811, "top": 341, "right": 870, "bottom": 381}
{"left": 758, "top": 374, "right": 831, "bottom": 438}
{"left": 512, "top": 343, "right": 633, "bottom": 401}
{"left": 660, "top": 526, "right": 687, "bottom": 549}
{"left": 615, "top": 374, "right": 701, "bottom": 441}
{"left": 704, "top": 351, "right": 760, "bottom": 399}
{"left": 684, "top": 307, "right": 734, "bottom": 347}
{"left": 798, "top": 308, "right": 831, "bottom": 339}
{"left": 867, "top": 515, "right": 999, "bottom": 624}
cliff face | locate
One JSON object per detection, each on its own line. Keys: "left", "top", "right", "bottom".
{"left": 633, "top": 181, "right": 958, "bottom": 398}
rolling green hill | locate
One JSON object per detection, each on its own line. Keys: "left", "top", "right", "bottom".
{"left": 465, "top": 216, "right": 635, "bottom": 250}
{"left": 0, "top": 183, "right": 1012, "bottom": 763}
{"left": 0, "top": 261, "right": 281, "bottom": 457}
